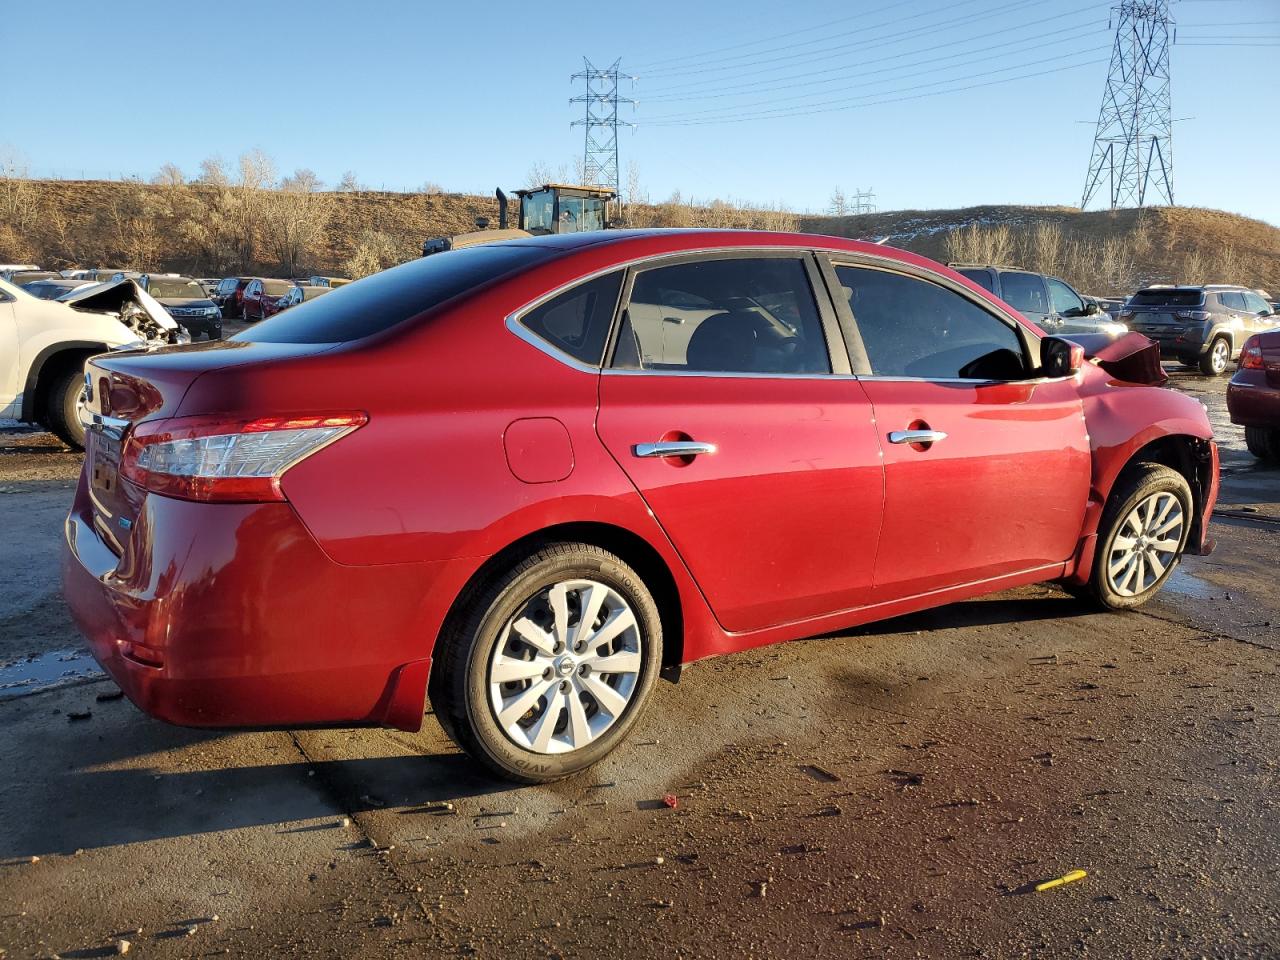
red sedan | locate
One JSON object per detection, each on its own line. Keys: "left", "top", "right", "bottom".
{"left": 63, "top": 230, "right": 1219, "bottom": 782}
{"left": 1227, "top": 331, "right": 1280, "bottom": 461}
{"left": 239, "top": 278, "right": 296, "bottom": 321}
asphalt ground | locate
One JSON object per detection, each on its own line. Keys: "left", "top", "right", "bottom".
{"left": 0, "top": 364, "right": 1277, "bottom": 959}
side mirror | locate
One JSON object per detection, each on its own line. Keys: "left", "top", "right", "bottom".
{"left": 1083, "top": 302, "right": 1101, "bottom": 316}
{"left": 1041, "top": 336, "right": 1084, "bottom": 378}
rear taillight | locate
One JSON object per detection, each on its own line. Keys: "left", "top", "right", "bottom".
{"left": 120, "top": 413, "right": 366, "bottom": 503}
{"left": 1118, "top": 309, "right": 1133, "bottom": 319}
{"left": 1175, "top": 309, "right": 1210, "bottom": 321}
{"left": 1239, "top": 335, "right": 1263, "bottom": 370}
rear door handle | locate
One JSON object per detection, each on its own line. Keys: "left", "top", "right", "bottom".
{"left": 888, "top": 430, "right": 947, "bottom": 445}
{"left": 633, "top": 441, "right": 718, "bottom": 458}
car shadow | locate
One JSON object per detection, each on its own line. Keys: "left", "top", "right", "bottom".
{"left": 833, "top": 592, "right": 1092, "bottom": 641}
{"left": 0, "top": 747, "right": 518, "bottom": 859}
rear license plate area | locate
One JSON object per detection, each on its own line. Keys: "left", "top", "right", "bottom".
{"left": 89, "top": 430, "right": 122, "bottom": 496}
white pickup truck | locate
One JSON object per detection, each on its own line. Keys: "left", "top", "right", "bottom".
{"left": 0, "top": 277, "right": 184, "bottom": 448}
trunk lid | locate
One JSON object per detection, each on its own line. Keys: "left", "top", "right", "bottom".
{"left": 81, "top": 339, "right": 337, "bottom": 553}
{"left": 1259, "top": 330, "right": 1280, "bottom": 388}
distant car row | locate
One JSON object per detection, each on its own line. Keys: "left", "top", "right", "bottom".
{"left": 0, "top": 265, "right": 348, "bottom": 340}
{"left": 946, "top": 263, "right": 1279, "bottom": 377}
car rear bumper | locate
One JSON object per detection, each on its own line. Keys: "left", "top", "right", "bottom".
{"left": 1227, "top": 371, "right": 1280, "bottom": 428}
{"left": 61, "top": 472, "right": 462, "bottom": 732}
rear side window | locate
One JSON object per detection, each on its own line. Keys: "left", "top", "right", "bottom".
{"left": 1218, "top": 291, "right": 1247, "bottom": 310}
{"left": 1130, "top": 289, "right": 1203, "bottom": 307}
{"left": 614, "top": 256, "right": 830, "bottom": 374}
{"left": 239, "top": 245, "right": 550, "bottom": 344}
{"left": 837, "top": 265, "right": 1027, "bottom": 381}
{"left": 956, "top": 268, "right": 994, "bottom": 293}
{"left": 518, "top": 271, "right": 623, "bottom": 366}
{"left": 998, "top": 271, "right": 1048, "bottom": 315}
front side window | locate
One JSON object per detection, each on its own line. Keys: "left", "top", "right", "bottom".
{"left": 999, "top": 271, "right": 1048, "bottom": 315}
{"left": 1242, "top": 292, "right": 1271, "bottom": 315}
{"left": 1046, "top": 277, "right": 1085, "bottom": 315}
{"left": 836, "top": 265, "right": 1027, "bottom": 381}
{"left": 614, "top": 256, "right": 830, "bottom": 375}
{"left": 518, "top": 271, "right": 623, "bottom": 366}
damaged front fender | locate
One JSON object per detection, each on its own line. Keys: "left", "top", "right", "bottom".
{"left": 61, "top": 278, "right": 185, "bottom": 345}
{"left": 1068, "top": 331, "right": 1166, "bottom": 386}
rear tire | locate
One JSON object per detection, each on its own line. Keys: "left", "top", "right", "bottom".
{"left": 1198, "top": 336, "right": 1230, "bottom": 376}
{"left": 1245, "top": 425, "right": 1280, "bottom": 462}
{"left": 430, "top": 542, "right": 663, "bottom": 784}
{"left": 43, "top": 368, "right": 86, "bottom": 449}
{"left": 1087, "top": 462, "right": 1193, "bottom": 610}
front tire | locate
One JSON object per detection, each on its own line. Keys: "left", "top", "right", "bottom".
{"left": 43, "top": 368, "right": 86, "bottom": 449}
{"left": 1088, "top": 463, "right": 1193, "bottom": 610}
{"left": 1198, "top": 336, "right": 1230, "bottom": 376}
{"left": 1245, "top": 425, "right": 1280, "bottom": 462}
{"left": 430, "top": 542, "right": 663, "bottom": 783}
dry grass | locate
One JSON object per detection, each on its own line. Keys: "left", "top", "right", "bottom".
{"left": 2, "top": 179, "right": 1276, "bottom": 295}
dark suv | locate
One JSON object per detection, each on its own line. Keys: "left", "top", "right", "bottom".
{"left": 950, "top": 264, "right": 1123, "bottom": 337}
{"left": 212, "top": 277, "right": 252, "bottom": 319}
{"left": 1120, "top": 285, "right": 1279, "bottom": 375}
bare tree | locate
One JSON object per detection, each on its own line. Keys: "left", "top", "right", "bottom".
{"left": 262, "top": 168, "right": 332, "bottom": 277}
{"left": 828, "top": 187, "right": 848, "bottom": 217}
{"left": 342, "top": 228, "right": 412, "bottom": 279}
{"left": 0, "top": 147, "right": 39, "bottom": 238}
{"left": 337, "top": 170, "right": 362, "bottom": 192}
{"left": 152, "top": 163, "right": 185, "bottom": 187}
{"left": 419, "top": 181, "right": 445, "bottom": 195}
{"left": 195, "top": 155, "right": 230, "bottom": 188}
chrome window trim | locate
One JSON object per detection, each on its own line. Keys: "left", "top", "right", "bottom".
{"left": 507, "top": 245, "right": 875, "bottom": 380}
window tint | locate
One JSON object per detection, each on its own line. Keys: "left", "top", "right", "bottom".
{"left": 1129, "top": 288, "right": 1203, "bottom": 307}
{"left": 836, "top": 265, "right": 1027, "bottom": 381}
{"left": 519, "top": 271, "right": 623, "bottom": 366}
{"left": 615, "top": 257, "right": 830, "bottom": 375}
{"left": 1046, "top": 277, "right": 1085, "bottom": 315}
{"left": 1219, "top": 291, "right": 1247, "bottom": 310}
{"left": 956, "top": 268, "right": 994, "bottom": 293}
{"left": 998, "top": 272, "right": 1048, "bottom": 315}
{"left": 1243, "top": 292, "right": 1272, "bottom": 314}
{"left": 238, "top": 244, "right": 550, "bottom": 344}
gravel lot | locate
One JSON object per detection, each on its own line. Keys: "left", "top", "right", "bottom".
{"left": 1, "top": 365, "right": 1277, "bottom": 959}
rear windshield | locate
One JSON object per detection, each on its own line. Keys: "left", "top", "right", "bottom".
{"left": 237, "top": 245, "right": 551, "bottom": 344}
{"left": 1129, "top": 288, "right": 1203, "bottom": 307}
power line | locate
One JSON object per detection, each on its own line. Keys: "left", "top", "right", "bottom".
{"left": 640, "top": 20, "right": 1106, "bottom": 106}
{"left": 641, "top": 0, "right": 1059, "bottom": 80}
{"left": 642, "top": 44, "right": 1105, "bottom": 123}
{"left": 642, "top": 57, "right": 1107, "bottom": 127}
{"left": 628, "top": 0, "right": 995, "bottom": 71}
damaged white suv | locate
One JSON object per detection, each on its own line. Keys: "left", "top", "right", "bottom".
{"left": 0, "top": 277, "right": 185, "bottom": 448}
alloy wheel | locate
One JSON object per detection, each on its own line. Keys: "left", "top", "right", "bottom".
{"left": 1105, "top": 491, "right": 1184, "bottom": 597}
{"left": 487, "top": 579, "right": 643, "bottom": 755}
{"left": 1211, "top": 339, "right": 1229, "bottom": 374}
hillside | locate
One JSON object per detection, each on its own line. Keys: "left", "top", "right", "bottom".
{"left": 2, "top": 179, "right": 1277, "bottom": 297}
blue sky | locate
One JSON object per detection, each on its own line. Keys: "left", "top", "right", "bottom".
{"left": 2, "top": 0, "right": 1276, "bottom": 223}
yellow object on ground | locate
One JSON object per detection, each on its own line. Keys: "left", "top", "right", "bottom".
{"left": 1035, "top": 869, "right": 1088, "bottom": 892}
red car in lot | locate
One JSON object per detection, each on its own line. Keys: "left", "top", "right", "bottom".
{"left": 240, "top": 278, "right": 296, "bottom": 322}
{"left": 1227, "top": 331, "right": 1280, "bottom": 461}
{"left": 63, "top": 230, "right": 1219, "bottom": 782}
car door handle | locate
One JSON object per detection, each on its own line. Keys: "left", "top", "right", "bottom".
{"left": 633, "top": 441, "right": 718, "bottom": 458}
{"left": 888, "top": 429, "right": 948, "bottom": 445}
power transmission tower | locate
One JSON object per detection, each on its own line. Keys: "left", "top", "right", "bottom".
{"left": 570, "top": 59, "right": 635, "bottom": 193}
{"left": 851, "top": 188, "right": 878, "bottom": 214}
{"left": 1080, "top": 1, "right": 1175, "bottom": 210}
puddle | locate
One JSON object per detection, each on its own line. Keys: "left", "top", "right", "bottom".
{"left": 0, "top": 648, "right": 104, "bottom": 699}
{"left": 1164, "top": 567, "right": 1219, "bottom": 600}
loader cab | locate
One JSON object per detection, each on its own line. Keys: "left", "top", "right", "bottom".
{"left": 510, "top": 184, "right": 615, "bottom": 235}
